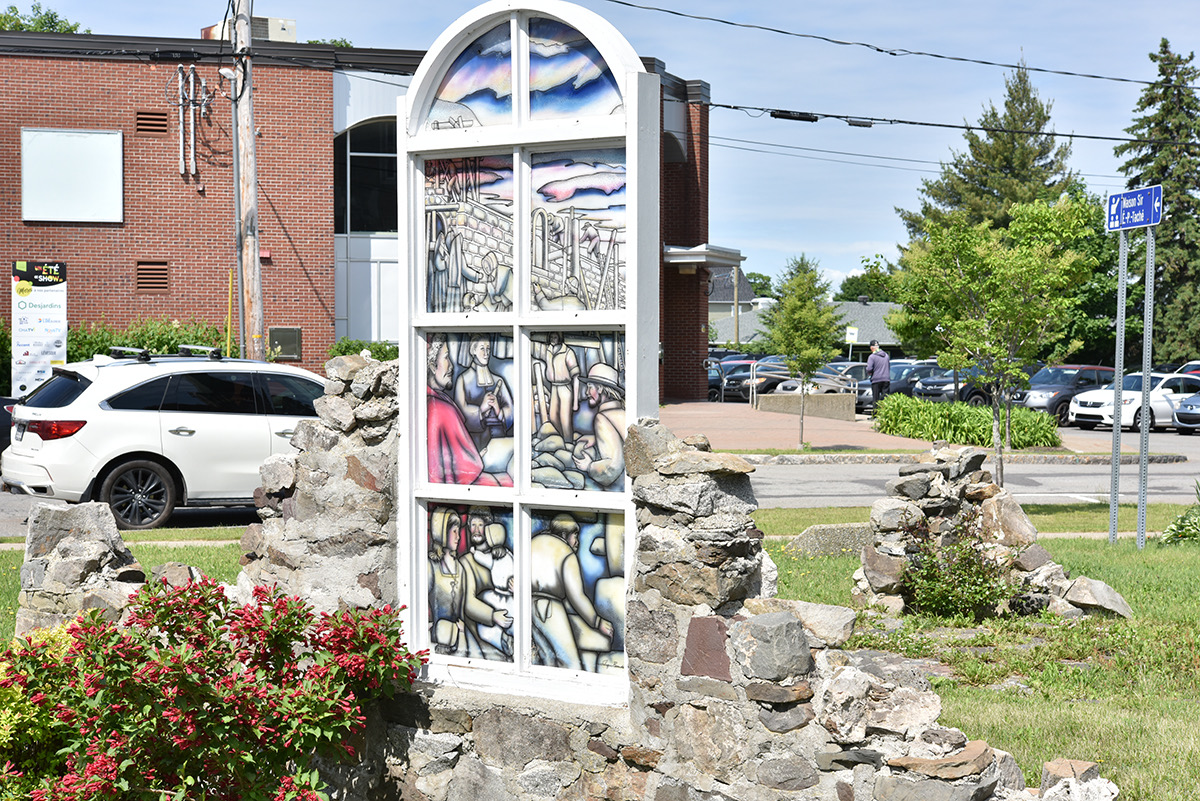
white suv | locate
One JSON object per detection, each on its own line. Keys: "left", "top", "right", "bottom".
{"left": 2, "top": 348, "right": 325, "bottom": 529}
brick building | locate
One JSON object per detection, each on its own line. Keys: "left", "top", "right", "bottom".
{"left": 0, "top": 27, "right": 725, "bottom": 399}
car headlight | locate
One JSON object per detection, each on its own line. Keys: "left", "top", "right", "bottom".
{"left": 1026, "top": 390, "right": 1056, "bottom": 403}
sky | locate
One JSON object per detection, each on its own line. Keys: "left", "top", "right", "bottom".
{"left": 44, "top": 0, "right": 1200, "bottom": 292}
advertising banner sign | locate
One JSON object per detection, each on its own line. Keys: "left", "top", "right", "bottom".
{"left": 12, "top": 260, "right": 67, "bottom": 396}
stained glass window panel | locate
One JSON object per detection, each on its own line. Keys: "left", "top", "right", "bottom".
{"left": 529, "top": 149, "right": 626, "bottom": 311}
{"left": 426, "top": 332, "right": 516, "bottom": 487}
{"left": 530, "top": 509, "right": 625, "bottom": 674}
{"left": 529, "top": 17, "right": 622, "bottom": 121}
{"left": 427, "top": 23, "right": 513, "bottom": 130}
{"left": 428, "top": 504, "right": 516, "bottom": 662}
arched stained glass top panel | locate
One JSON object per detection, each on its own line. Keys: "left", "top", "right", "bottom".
{"left": 528, "top": 17, "right": 622, "bottom": 121}
{"left": 427, "top": 22, "right": 513, "bottom": 130}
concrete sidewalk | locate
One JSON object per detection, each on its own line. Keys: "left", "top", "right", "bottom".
{"left": 658, "top": 402, "right": 928, "bottom": 452}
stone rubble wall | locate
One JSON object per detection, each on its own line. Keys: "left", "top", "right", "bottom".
{"left": 14, "top": 356, "right": 1121, "bottom": 800}
{"left": 852, "top": 446, "right": 1133, "bottom": 621}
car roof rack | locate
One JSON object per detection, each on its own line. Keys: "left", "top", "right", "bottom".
{"left": 177, "top": 345, "right": 223, "bottom": 360}
{"left": 108, "top": 347, "right": 152, "bottom": 363}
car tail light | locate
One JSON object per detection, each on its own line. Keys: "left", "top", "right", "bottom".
{"left": 26, "top": 420, "right": 87, "bottom": 440}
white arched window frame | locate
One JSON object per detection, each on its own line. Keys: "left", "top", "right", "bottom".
{"left": 396, "top": 0, "right": 659, "bottom": 701}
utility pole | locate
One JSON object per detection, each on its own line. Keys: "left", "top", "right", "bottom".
{"left": 231, "top": 0, "right": 265, "bottom": 360}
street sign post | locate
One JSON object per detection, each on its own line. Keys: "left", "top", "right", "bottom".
{"left": 1106, "top": 185, "right": 1163, "bottom": 550}
{"left": 1106, "top": 185, "right": 1162, "bottom": 232}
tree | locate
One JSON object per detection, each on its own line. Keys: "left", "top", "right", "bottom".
{"left": 745, "top": 271, "right": 775, "bottom": 298}
{"left": 834, "top": 257, "right": 895, "bottom": 302}
{"left": 897, "top": 66, "right": 1076, "bottom": 238}
{"left": 759, "top": 255, "right": 844, "bottom": 449}
{"left": 0, "top": 2, "right": 87, "bottom": 32}
{"left": 307, "top": 37, "right": 354, "bottom": 47}
{"left": 1113, "top": 39, "right": 1200, "bottom": 358}
{"left": 892, "top": 198, "right": 1094, "bottom": 484}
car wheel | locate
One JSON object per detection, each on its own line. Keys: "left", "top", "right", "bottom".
{"left": 707, "top": 388, "right": 719, "bottom": 402}
{"left": 1129, "top": 408, "right": 1154, "bottom": 432}
{"left": 966, "top": 394, "right": 987, "bottom": 407}
{"left": 100, "top": 460, "right": 177, "bottom": 530}
{"left": 1077, "top": 422, "right": 1096, "bottom": 430}
{"left": 1178, "top": 426, "right": 1194, "bottom": 436}
{"left": 1053, "top": 401, "right": 1071, "bottom": 427}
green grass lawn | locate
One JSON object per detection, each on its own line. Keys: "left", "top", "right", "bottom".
{"left": 3, "top": 504, "right": 1196, "bottom": 799}
{"left": 753, "top": 502, "right": 1192, "bottom": 540}
{"left": 0, "top": 544, "right": 243, "bottom": 643}
{"left": 766, "top": 536, "right": 1200, "bottom": 801}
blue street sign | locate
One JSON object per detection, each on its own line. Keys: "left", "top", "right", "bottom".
{"left": 1106, "top": 185, "right": 1163, "bottom": 232}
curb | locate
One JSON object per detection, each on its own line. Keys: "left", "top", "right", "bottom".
{"left": 738, "top": 452, "right": 1188, "bottom": 466}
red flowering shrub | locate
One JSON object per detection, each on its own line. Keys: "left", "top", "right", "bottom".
{"left": 0, "top": 578, "right": 426, "bottom": 801}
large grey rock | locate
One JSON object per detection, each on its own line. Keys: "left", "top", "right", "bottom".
{"left": 325, "top": 353, "right": 371, "bottom": 382}
{"left": 787, "top": 522, "right": 872, "bottom": 557}
{"left": 757, "top": 756, "right": 818, "bottom": 790}
{"left": 260, "top": 454, "right": 297, "bottom": 493}
{"left": 742, "top": 598, "right": 856, "bottom": 647}
{"left": 861, "top": 546, "right": 906, "bottom": 594}
{"left": 979, "top": 492, "right": 1038, "bottom": 547}
{"left": 888, "top": 740, "right": 994, "bottom": 779}
{"left": 472, "top": 708, "right": 571, "bottom": 770}
{"left": 314, "top": 394, "right": 358, "bottom": 432}
{"left": 728, "top": 611, "right": 813, "bottom": 680}
{"left": 1064, "top": 577, "right": 1133, "bottom": 618}
{"left": 887, "top": 473, "right": 932, "bottom": 500}
{"left": 654, "top": 450, "right": 755, "bottom": 476}
{"left": 624, "top": 419, "right": 686, "bottom": 477}
{"left": 1013, "top": 543, "right": 1053, "bottom": 572}
{"left": 871, "top": 498, "right": 925, "bottom": 532}
{"left": 1041, "top": 759, "right": 1101, "bottom": 793}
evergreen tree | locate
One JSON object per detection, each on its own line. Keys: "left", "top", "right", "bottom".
{"left": 897, "top": 66, "right": 1076, "bottom": 238}
{"left": 1113, "top": 39, "right": 1200, "bottom": 358}
{"left": 0, "top": 3, "right": 87, "bottom": 32}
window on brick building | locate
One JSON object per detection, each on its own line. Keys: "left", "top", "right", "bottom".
{"left": 333, "top": 119, "right": 397, "bottom": 234}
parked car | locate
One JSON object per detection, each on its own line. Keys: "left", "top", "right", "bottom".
{"left": 1172, "top": 391, "right": 1200, "bottom": 435}
{"left": 912, "top": 364, "right": 1039, "bottom": 406}
{"left": 1012, "top": 365, "right": 1115, "bottom": 426}
{"left": 854, "top": 359, "right": 939, "bottom": 412}
{"left": 706, "top": 363, "right": 725, "bottom": 401}
{"left": 1068, "top": 372, "right": 1200, "bottom": 431}
{"left": 0, "top": 397, "right": 16, "bottom": 456}
{"left": 1, "top": 349, "right": 325, "bottom": 529}
{"left": 773, "top": 362, "right": 866, "bottom": 396}
{"left": 722, "top": 360, "right": 792, "bottom": 401}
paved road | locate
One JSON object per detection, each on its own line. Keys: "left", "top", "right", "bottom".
{"left": 1, "top": 424, "right": 1194, "bottom": 534}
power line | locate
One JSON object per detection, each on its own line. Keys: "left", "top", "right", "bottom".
{"left": 707, "top": 100, "right": 1199, "bottom": 148}
{"left": 597, "top": 0, "right": 1194, "bottom": 89}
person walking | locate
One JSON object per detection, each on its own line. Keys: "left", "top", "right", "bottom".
{"left": 866, "top": 339, "right": 891, "bottom": 414}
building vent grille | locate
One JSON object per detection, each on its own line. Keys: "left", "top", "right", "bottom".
{"left": 135, "top": 110, "right": 169, "bottom": 137}
{"left": 136, "top": 262, "right": 170, "bottom": 293}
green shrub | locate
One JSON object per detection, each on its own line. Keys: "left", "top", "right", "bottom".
{"left": 873, "top": 394, "right": 1061, "bottom": 449}
{"left": 328, "top": 337, "right": 399, "bottom": 361}
{"left": 68, "top": 318, "right": 237, "bottom": 363}
{"left": 0, "top": 579, "right": 425, "bottom": 800}
{"left": 899, "top": 514, "right": 1018, "bottom": 620}
{"left": 1161, "top": 480, "right": 1200, "bottom": 545}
